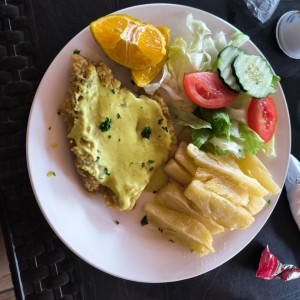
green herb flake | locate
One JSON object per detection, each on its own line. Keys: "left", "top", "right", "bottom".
{"left": 73, "top": 49, "right": 81, "bottom": 54}
{"left": 129, "top": 162, "right": 134, "bottom": 166}
{"left": 117, "top": 113, "right": 121, "bottom": 119}
{"left": 47, "top": 171, "right": 56, "bottom": 177}
{"left": 95, "top": 156, "right": 100, "bottom": 163}
{"left": 162, "top": 126, "right": 168, "bottom": 132}
{"left": 158, "top": 118, "right": 164, "bottom": 125}
{"left": 141, "top": 126, "right": 151, "bottom": 139}
{"left": 148, "top": 160, "right": 154, "bottom": 164}
{"left": 108, "top": 135, "right": 112, "bottom": 139}
{"left": 149, "top": 167, "right": 154, "bottom": 171}
{"left": 99, "top": 117, "right": 112, "bottom": 132}
{"left": 114, "top": 220, "right": 120, "bottom": 225}
{"left": 50, "top": 143, "right": 58, "bottom": 148}
{"left": 104, "top": 167, "right": 110, "bottom": 176}
{"left": 141, "top": 162, "right": 145, "bottom": 168}
{"left": 267, "top": 199, "right": 273, "bottom": 205}
{"left": 118, "top": 138, "right": 121, "bottom": 142}
{"left": 111, "top": 88, "right": 116, "bottom": 94}
{"left": 140, "top": 215, "right": 148, "bottom": 226}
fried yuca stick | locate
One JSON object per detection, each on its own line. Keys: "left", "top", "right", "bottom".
{"left": 155, "top": 181, "right": 224, "bottom": 234}
{"left": 186, "top": 143, "right": 269, "bottom": 198}
{"left": 184, "top": 180, "right": 254, "bottom": 230}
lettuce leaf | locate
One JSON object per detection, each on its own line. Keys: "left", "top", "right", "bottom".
{"left": 144, "top": 13, "right": 228, "bottom": 99}
{"left": 191, "top": 108, "right": 264, "bottom": 158}
{"left": 194, "top": 107, "right": 231, "bottom": 139}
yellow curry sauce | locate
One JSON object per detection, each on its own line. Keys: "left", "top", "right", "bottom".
{"left": 68, "top": 65, "right": 172, "bottom": 210}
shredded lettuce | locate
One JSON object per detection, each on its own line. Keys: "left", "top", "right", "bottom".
{"left": 191, "top": 109, "right": 264, "bottom": 158}
{"left": 195, "top": 107, "right": 231, "bottom": 139}
{"left": 230, "top": 31, "right": 250, "bottom": 48}
{"left": 144, "top": 14, "right": 227, "bottom": 99}
{"left": 261, "top": 136, "right": 276, "bottom": 157}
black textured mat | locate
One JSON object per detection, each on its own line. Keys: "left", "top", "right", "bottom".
{"left": 1, "top": 0, "right": 300, "bottom": 300}
{"left": 0, "top": 1, "right": 80, "bottom": 299}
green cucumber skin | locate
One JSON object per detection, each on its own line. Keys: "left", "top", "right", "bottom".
{"left": 217, "top": 45, "right": 242, "bottom": 92}
{"left": 232, "top": 53, "right": 274, "bottom": 98}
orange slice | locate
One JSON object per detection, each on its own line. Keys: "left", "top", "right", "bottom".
{"left": 131, "top": 26, "right": 170, "bottom": 87}
{"left": 90, "top": 14, "right": 167, "bottom": 70}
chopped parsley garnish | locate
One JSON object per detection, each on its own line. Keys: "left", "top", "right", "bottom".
{"left": 108, "top": 135, "right": 112, "bottom": 139}
{"left": 149, "top": 167, "right": 154, "bottom": 171}
{"left": 118, "top": 138, "right": 121, "bottom": 142}
{"left": 267, "top": 199, "right": 273, "bottom": 205}
{"left": 73, "top": 49, "right": 81, "bottom": 54}
{"left": 95, "top": 156, "right": 100, "bottom": 163}
{"left": 114, "top": 220, "right": 120, "bottom": 225}
{"left": 99, "top": 117, "right": 112, "bottom": 132}
{"left": 148, "top": 160, "right": 154, "bottom": 164}
{"left": 111, "top": 88, "right": 116, "bottom": 94}
{"left": 50, "top": 143, "right": 58, "bottom": 148}
{"left": 162, "top": 126, "right": 168, "bottom": 132}
{"left": 117, "top": 113, "right": 121, "bottom": 119}
{"left": 140, "top": 215, "right": 148, "bottom": 226}
{"left": 47, "top": 171, "right": 56, "bottom": 177}
{"left": 129, "top": 162, "right": 134, "bottom": 166}
{"left": 104, "top": 167, "right": 110, "bottom": 176}
{"left": 141, "top": 126, "right": 151, "bottom": 139}
{"left": 158, "top": 118, "right": 164, "bottom": 125}
{"left": 141, "top": 162, "right": 145, "bottom": 168}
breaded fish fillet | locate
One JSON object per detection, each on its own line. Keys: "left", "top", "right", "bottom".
{"left": 60, "top": 54, "right": 176, "bottom": 210}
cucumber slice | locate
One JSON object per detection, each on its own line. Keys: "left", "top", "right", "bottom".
{"left": 217, "top": 45, "right": 242, "bottom": 92}
{"left": 232, "top": 53, "right": 274, "bottom": 98}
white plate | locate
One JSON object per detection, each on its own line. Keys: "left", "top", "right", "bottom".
{"left": 26, "top": 4, "right": 291, "bottom": 283}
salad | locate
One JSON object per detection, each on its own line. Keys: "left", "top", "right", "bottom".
{"left": 144, "top": 14, "right": 279, "bottom": 159}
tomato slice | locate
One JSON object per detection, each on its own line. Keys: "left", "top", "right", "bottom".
{"left": 247, "top": 96, "right": 277, "bottom": 143}
{"left": 183, "top": 72, "right": 239, "bottom": 109}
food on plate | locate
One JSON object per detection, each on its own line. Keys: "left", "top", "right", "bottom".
{"left": 131, "top": 26, "right": 170, "bottom": 87}
{"left": 247, "top": 96, "right": 277, "bottom": 143}
{"left": 59, "top": 54, "right": 176, "bottom": 210}
{"left": 164, "top": 158, "right": 192, "bottom": 186}
{"left": 154, "top": 180, "right": 224, "bottom": 234}
{"left": 90, "top": 14, "right": 167, "bottom": 70}
{"left": 143, "top": 141, "right": 280, "bottom": 253}
{"left": 216, "top": 45, "right": 279, "bottom": 98}
{"left": 183, "top": 72, "right": 239, "bottom": 109}
{"left": 216, "top": 45, "right": 242, "bottom": 92}
{"left": 187, "top": 143, "right": 269, "bottom": 198}
{"left": 59, "top": 12, "right": 282, "bottom": 256}
{"left": 144, "top": 14, "right": 280, "bottom": 158}
{"left": 234, "top": 154, "right": 280, "bottom": 195}
{"left": 143, "top": 201, "right": 214, "bottom": 255}
{"left": 184, "top": 180, "right": 254, "bottom": 230}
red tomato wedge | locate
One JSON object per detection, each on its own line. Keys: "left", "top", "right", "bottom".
{"left": 247, "top": 96, "right": 277, "bottom": 143}
{"left": 183, "top": 72, "right": 239, "bottom": 109}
